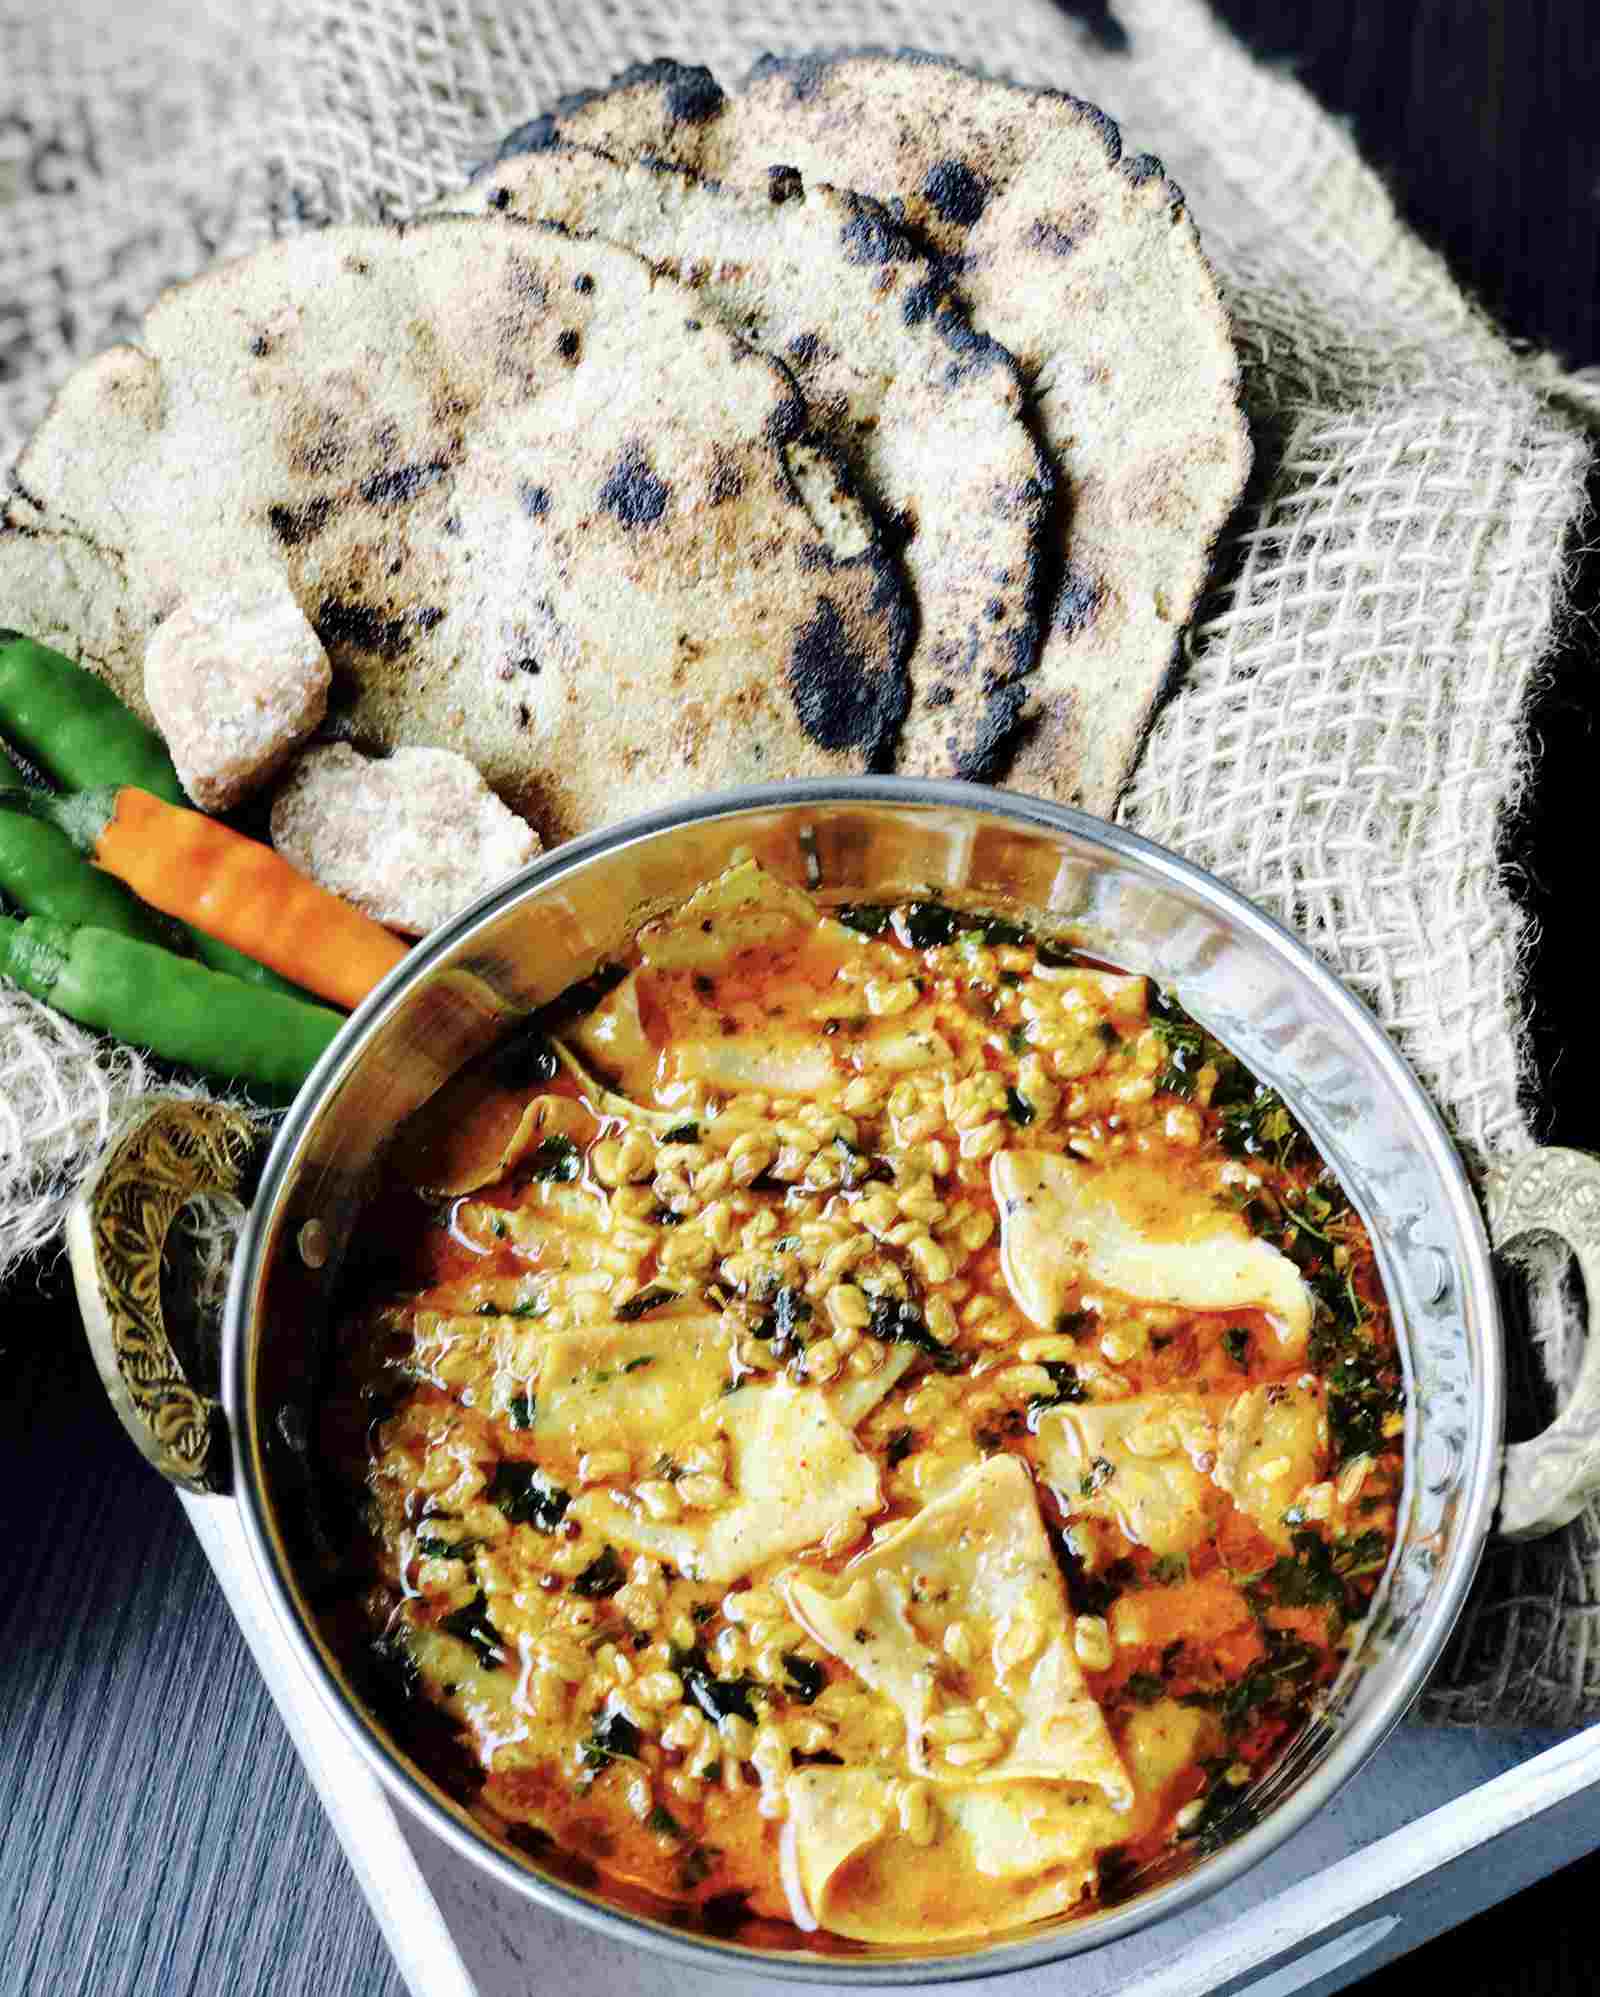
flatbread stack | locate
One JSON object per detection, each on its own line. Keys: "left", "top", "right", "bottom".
{"left": 0, "top": 47, "right": 1248, "bottom": 855}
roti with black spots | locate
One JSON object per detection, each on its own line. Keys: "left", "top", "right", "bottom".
{"left": 441, "top": 144, "right": 1053, "bottom": 779}
{"left": 0, "top": 215, "right": 913, "bottom": 843}
{"left": 507, "top": 48, "right": 1250, "bottom": 811}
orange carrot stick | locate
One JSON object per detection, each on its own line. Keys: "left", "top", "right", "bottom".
{"left": 25, "top": 784, "right": 408, "bottom": 1010}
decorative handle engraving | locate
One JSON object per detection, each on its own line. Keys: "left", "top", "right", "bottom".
{"left": 65, "top": 1097, "right": 261, "bottom": 1494}
{"left": 1487, "top": 1145, "right": 1600, "bottom": 1539}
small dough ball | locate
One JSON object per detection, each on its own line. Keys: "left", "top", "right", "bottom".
{"left": 271, "top": 742, "right": 541, "bottom": 936}
{"left": 144, "top": 584, "right": 330, "bottom": 811}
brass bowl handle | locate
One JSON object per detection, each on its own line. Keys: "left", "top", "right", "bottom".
{"left": 65, "top": 1096, "right": 262, "bottom": 1495}
{"left": 1487, "top": 1145, "right": 1600, "bottom": 1538}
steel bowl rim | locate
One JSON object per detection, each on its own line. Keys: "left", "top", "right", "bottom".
{"left": 222, "top": 774, "right": 1503, "bottom": 1982}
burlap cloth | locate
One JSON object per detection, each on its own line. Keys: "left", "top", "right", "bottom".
{"left": 3, "top": 0, "right": 1598, "bottom": 1726}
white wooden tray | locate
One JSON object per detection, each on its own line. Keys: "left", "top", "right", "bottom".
{"left": 182, "top": 1494, "right": 1600, "bottom": 1997}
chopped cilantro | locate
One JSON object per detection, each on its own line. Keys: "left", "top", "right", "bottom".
{"left": 529, "top": 1134, "right": 581, "bottom": 1182}
{"left": 650, "top": 1206, "right": 686, "bottom": 1226}
{"left": 1149, "top": 1553, "right": 1190, "bottom": 1585}
{"left": 572, "top": 1546, "right": 627, "bottom": 1598}
{"left": 488, "top": 1461, "right": 571, "bottom": 1532}
{"left": 416, "top": 1532, "right": 479, "bottom": 1562}
{"left": 439, "top": 1591, "right": 503, "bottom": 1669}
{"left": 1177, "top": 1767, "right": 1261, "bottom": 1852}
{"left": 1097, "top": 1021, "right": 1122, "bottom": 1047}
{"left": 488, "top": 1024, "right": 560, "bottom": 1089}
{"left": 621, "top": 1355, "right": 655, "bottom": 1374}
{"left": 678, "top": 1845, "right": 720, "bottom": 1890}
{"left": 834, "top": 903, "right": 892, "bottom": 937}
{"left": 1034, "top": 939, "right": 1080, "bottom": 969}
{"left": 1125, "top": 1672, "right": 1166, "bottom": 1705}
{"left": 614, "top": 1284, "right": 679, "bottom": 1322}
{"left": 582, "top": 1708, "right": 643, "bottom": 1771}
{"left": 691, "top": 1603, "right": 716, "bottom": 1625}
{"left": 1005, "top": 1085, "right": 1036, "bottom": 1126}
{"left": 671, "top": 1642, "right": 761, "bottom": 1725}
{"left": 868, "top": 1296, "right": 962, "bottom": 1372}
{"left": 755, "top": 1285, "right": 813, "bottom": 1353}
{"left": 885, "top": 1426, "right": 916, "bottom": 1469}
{"left": 898, "top": 901, "right": 959, "bottom": 949}
{"left": 1263, "top": 1528, "right": 1387, "bottom": 1618}
{"left": 1221, "top": 1327, "right": 1251, "bottom": 1371}
{"left": 507, "top": 1392, "right": 535, "bottom": 1430}
{"left": 647, "top": 1805, "right": 683, "bottom": 1839}
{"left": 663, "top": 1121, "right": 700, "bottom": 1143}
{"left": 1080, "top": 1455, "right": 1115, "bottom": 1497}
{"left": 782, "top": 1653, "right": 826, "bottom": 1705}
{"left": 1007, "top": 1024, "right": 1031, "bottom": 1055}
{"left": 1027, "top": 1360, "right": 1085, "bottom": 1417}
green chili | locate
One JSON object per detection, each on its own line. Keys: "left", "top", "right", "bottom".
{"left": 0, "top": 914, "right": 342, "bottom": 1094}
{"left": 0, "top": 631, "right": 317, "bottom": 1004}
{"left": 0, "top": 632, "right": 185, "bottom": 803}
{"left": 0, "top": 811, "right": 172, "bottom": 945}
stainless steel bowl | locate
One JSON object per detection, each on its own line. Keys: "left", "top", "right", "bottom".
{"left": 67, "top": 778, "right": 1600, "bottom": 1979}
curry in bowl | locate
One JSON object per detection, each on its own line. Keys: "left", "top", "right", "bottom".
{"left": 320, "top": 860, "right": 1403, "bottom": 1946}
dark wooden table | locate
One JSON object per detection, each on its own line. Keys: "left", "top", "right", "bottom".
{"left": 4, "top": 5, "right": 1598, "bottom": 1994}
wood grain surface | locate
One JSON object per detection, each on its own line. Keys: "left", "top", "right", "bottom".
{"left": 3, "top": 5, "right": 1598, "bottom": 1996}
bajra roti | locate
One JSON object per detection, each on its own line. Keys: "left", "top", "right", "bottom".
{"left": 0, "top": 215, "right": 912, "bottom": 844}
{"left": 506, "top": 50, "right": 1251, "bottom": 812}
{"left": 442, "top": 145, "right": 1053, "bottom": 780}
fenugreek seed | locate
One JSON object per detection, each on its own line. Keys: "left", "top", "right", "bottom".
{"left": 662, "top": 1707, "right": 708, "bottom": 1752}
{"left": 1073, "top": 1614, "right": 1113, "bottom": 1672}
{"left": 995, "top": 1614, "right": 1045, "bottom": 1672}
{"left": 1337, "top": 1454, "right": 1374, "bottom": 1505}
{"left": 578, "top": 1448, "right": 631, "bottom": 1486}
{"left": 635, "top": 1479, "right": 682, "bottom": 1523}
{"left": 615, "top": 1130, "right": 656, "bottom": 1181}
{"left": 723, "top": 1587, "right": 780, "bottom": 1625}
{"left": 997, "top": 1363, "right": 1054, "bottom": 1399}
{"left": 1123, "top": 1417, "right": 1176, "bottom": 1458}
{"left": 668, "top": 1770, "right": 704, "bottom": 1804}
{"left": 1018, "top": 1334, "right": 1079, "bottom": 1363}
{"left": 865, "top": 977, "right": 920, "bottom": 1017}
{"left": 611, "top": 1651, "right": 636, "bottom": 1685}
{"left": 845, "top": 1339, "right": 883, "bottom": 1378}
{"left": 906, "top": 1234, "right": 954, "bottom": 1285}
{"left": 942, "top": 1622, "right": 975, "bottom": 1669}
{"left": 801, "top": 1336, "right": 842, "bottom": 1383}
{"left": 590, "top": 1139, "right": 625, "bottom": 1187}
{"left": 897, "top": 1780, "right": 937, "bottom": 1847}
{"left": 790, "top": 1717, "right": 836, "bottom": 1755}
{"left": 924, "top": 1295, "right": 959, "bottom": 1346}
{"left": 821, "top": 1512, "right": 867, "bottom": 1557}
{"left": 979, "top": 1693, "right": 1019, "bottom": 1734}
{"left": 962, "top": 1119, "right": 1009, "bottom": 1160}
{"left": 925, "top": 1706, "right": 984, "bottom": 1744}
{"left": 712, "top": 1627, "right": 747, "bottom": 1671}
{"left": 752, "top": 1726, "right": 792, "bottom": 1778}
{"left": 942, "top": 1735, "right": 1005, "bottom": 1768}
{"left": 677, "top": 1473, "right": 730, "bottom": 1511}
{"left": 718, "top": 1713, "right": 757, "bottom": 1758}
{"left": 1099, "top": 1329, "right": 1139, "bottom": 1366}
{"left": 819, "top": 1237, "right": 870, "bottom": 1287}
{"left": 680, "top": 1438, "right": 727, "bottom": 1478}
{"left": 841, "top": 1076, "right": 883, "bottom": 1114}
{"left": 635, "top": 1670, "right": 686, "bottom": 1709}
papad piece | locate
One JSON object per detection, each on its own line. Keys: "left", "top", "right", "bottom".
{"left": 0, "top": 215, "right": 912, "bottom": 846}
{"left": 783, "top": 1455, "right": 1131, "bottom": 1804}
{"left": 447, "top": 144, "right": 1053, "bottom": 778}
{"left": 782, "top": 1766, "right": 1116, "bottom": 1941}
